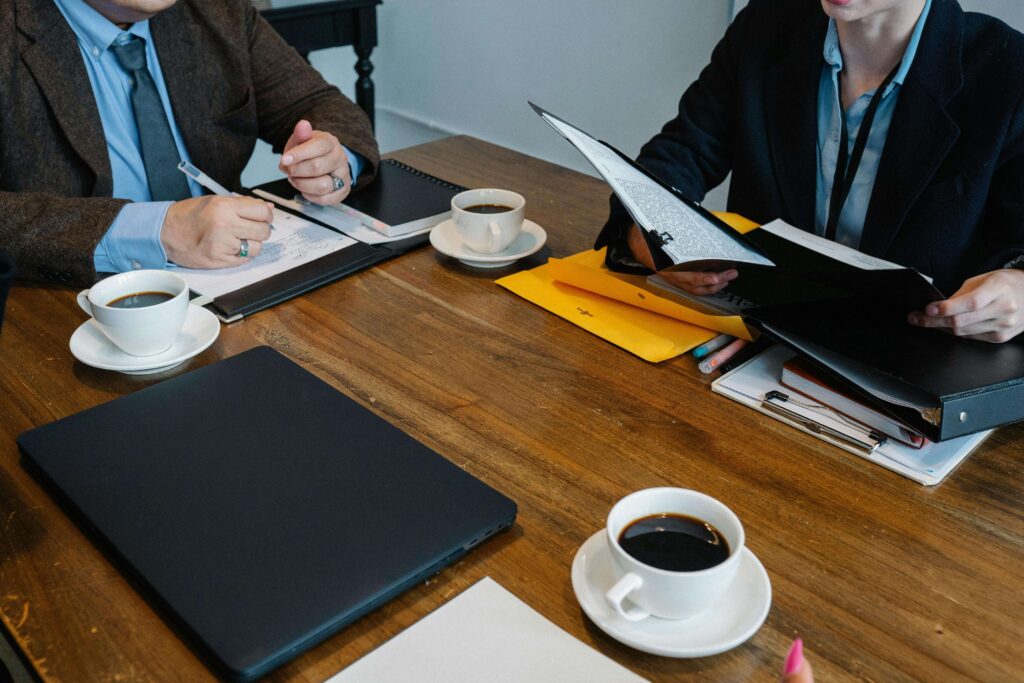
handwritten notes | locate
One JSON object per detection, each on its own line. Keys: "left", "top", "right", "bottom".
{"left": 176, "top": 209, "right": 357, "bottom": 299}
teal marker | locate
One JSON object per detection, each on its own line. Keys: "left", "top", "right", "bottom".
{"left": 692, "top": 333, "right": 735, "bottom": 359}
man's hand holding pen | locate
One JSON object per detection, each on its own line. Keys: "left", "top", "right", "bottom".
{"left": 161, "top": 195, "right": 274, "bottom": 268}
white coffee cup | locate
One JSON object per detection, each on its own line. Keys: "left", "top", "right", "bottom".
{"left": 76, "top": 270, "right": 190, "bottom": 357}
{"left": 605, "top": 488, "right": 744, "bottom": 621}
{"left": 451, "top": 189, "right": 525, "bottom": 254}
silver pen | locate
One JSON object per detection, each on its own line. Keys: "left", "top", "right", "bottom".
{"left": 178, "top": 161, "right": 276, "bottom": 231}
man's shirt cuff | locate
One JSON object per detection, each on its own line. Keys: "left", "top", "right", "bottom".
{"left": 344, "top": 145, "right": 364, "bottom": 187}
{"left": 93, "top": 201, "right": 173, "bottom": 273}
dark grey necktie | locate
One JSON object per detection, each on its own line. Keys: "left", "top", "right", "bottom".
{"left": 110, "top": 35, "right": 191, "bottom": 201}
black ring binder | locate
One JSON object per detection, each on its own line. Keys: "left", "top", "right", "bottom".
{"left": 382, "top": 158, "right": 465, "bottom": 193}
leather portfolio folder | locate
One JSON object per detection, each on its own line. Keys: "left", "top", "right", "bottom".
{"left": 192, "top": 168, "right": 464, "bottom": 322}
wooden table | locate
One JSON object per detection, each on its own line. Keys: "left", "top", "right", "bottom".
{"left": 1, "top": 137, "right": 1022, "bottom": 682}
{"left": 255, "top": 0, "right": 381, "bottom": 128}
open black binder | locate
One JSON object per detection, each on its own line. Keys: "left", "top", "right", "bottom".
{"left": 195, "top": 162, "right": 466, "bottom": 322}
{"left": 531, "top": 103, "right": 1024, "bottom": 442}
{"left": 531, "top": 101, "right": 945, "bottom": 314}
{"left": 746, "top": 302, "right": 1024, "bottom": 442}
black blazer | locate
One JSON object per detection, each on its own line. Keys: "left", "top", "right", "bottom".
{"left": 596, "top": 0, "right": 1024, "bottom": 295}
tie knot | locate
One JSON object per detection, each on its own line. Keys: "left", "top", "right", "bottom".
{"left": 111, "top": 34, "right": 147, "bottom": 73}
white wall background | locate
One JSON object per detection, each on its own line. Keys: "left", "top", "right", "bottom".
{"left": 243, "top": 0, "right": 1024, "bottom": 211}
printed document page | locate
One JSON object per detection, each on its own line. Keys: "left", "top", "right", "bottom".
{"left": 176, "top": 208, "right": 357, "bottom": 298}
{"left": 330, "top": 577, "right": 648, "bottom": 683}
{"left": 760, "top": 219, "right": 908, "bottom": 272}
{"left": 538, "top": 110, "right": 771, "bottom": 268}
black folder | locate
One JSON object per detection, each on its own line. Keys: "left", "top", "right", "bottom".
{"left": 197, "top": 162, "right": 466, "bottom": 322}
{"left": 746, "top": 301, "right": 1024, "bottom": 441}
{"left": 18, "top": 347, "right": 517, "bottom": 681}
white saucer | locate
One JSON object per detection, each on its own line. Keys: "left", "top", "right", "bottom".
{"left": 70, "top": 304, "right": 220, "bottom": 375}
{"left": 571, "top": 530, "right": 771, "bottom": 658}
{"left": 429, "top": 219, "right": 547, "bottom": 268}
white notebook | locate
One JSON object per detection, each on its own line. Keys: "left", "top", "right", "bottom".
{"left": 329, "top": 577, "right": 648, "bottom": 683}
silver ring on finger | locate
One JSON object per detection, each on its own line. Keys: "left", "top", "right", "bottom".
{"left": 237, "top": 238, "right": 249, "bottom": 258}
{"left": 331, "top": 174, "right": 346, "bottom": 192}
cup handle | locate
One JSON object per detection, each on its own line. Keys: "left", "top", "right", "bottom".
{"left": 488, "top": 221, "right": 502, "bottom": 252}
{"left": 76, "top": 290, "right": 93, "bottom": 317}
{"left": 605, "top": 572, "right": 649, "bottom": 622}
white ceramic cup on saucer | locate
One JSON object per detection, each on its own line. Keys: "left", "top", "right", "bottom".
{"left": 76, "top": 270, "right": 190, "bottom": 357}
{"left": 605, "top": 488, "right": 745, "bottom": 622}
{"left": 451, "top": 189, "right": 525, "bottom": 254}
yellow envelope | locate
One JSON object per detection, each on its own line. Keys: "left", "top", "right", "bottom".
{"left": 497, "top": 260, "right": 719, "bottom": 362}
{"left": 545, "top": 252, "right": 752, "bottom": 340}
{"left": 495, "top": 212, "right": 760, "bottom": 362}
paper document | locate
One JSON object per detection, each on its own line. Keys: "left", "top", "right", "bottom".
{"left": 330, "top": 577, "right": 648, "bottom": 683}
{"left": 534, "top": 105, "right": 772, "bottom": 268}
{"left": 760, "top": 219, "right": 926, "bottom": 275}
{"left": 176, "top": 208, "right": 356, "bottom": 298}
{"left": 252, "top": 189, "right": 432, "bottom": 245}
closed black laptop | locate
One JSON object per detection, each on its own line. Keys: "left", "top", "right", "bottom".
{"left": 18, "top": 346, "right": 516, "bottom": 681}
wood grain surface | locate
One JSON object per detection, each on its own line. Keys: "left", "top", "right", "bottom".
{"left": 0, "top": 136, "right": 1021, "bottom": 682}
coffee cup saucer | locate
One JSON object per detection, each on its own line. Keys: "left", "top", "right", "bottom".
{"left": 571, "top": 530, "right": 771, "bottom": 658}
{"left": 429, "top": 219, "right": 547, "bottom": 268}
{"left": 70, "top": 304, "right": 219, "bottom": 375}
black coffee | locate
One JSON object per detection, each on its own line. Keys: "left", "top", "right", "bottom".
{"left": 619, "top": 513, "right": 730, "bottom": 572}
{"left": 464, "top": 203, "right": 514, "bottom": 214}
{"left": 107, "top": 291, "right": 174, "bottom": 309}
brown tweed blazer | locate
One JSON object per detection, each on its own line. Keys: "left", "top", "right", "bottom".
{"left": 0, "top": 0, "right": 380, "bottom": 286}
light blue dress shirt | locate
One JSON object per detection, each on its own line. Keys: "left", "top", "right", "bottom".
{"left": 815, "top": 0, "right": 931, "bottom": 249}
{"left": 53, "top": 0, "right": 363, "bottom": 273}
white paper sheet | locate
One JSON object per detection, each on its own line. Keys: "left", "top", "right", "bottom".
{"left": 330, "top": 577, "right": 648, "bottom": 683}
{"left": 760, "top": 219, "right": 912, "bottom": 272}
{"left": 539, "top": 112, "right": 772, "bottom": 268}
{"left": 175, "top": 208, "right": 356, "bottom": 299}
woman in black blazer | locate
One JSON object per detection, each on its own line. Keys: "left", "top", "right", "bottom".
{"left": 598, "top": 0, "right": 1024, "bottom": 342}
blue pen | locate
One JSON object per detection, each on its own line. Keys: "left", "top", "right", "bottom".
{"left": 178, "top": 161, "right": 275, "bottom": 231}
{"left": 692, "top": 333, "right": 735, "bottom": 359}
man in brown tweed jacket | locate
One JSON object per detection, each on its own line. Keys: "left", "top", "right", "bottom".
{"left": 0, "top": 0, "right": 380, "bottom": 286}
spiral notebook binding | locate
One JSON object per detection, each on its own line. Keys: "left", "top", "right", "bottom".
{"left": 383, "top": 158, "right": 466, "bottom": 192}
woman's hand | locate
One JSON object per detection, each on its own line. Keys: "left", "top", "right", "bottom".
{"left": 627, "top": 224, "right": 738, "bottom": 295}
{"left": 908, "top": 269, "right": 1024, "bottom": 343}
{"left": 781, "top": 638, "right": 814, "bottom": 683}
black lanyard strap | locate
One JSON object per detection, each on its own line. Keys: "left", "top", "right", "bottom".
{"left": 824, "top": 64, "right": 900, "bottom": 241}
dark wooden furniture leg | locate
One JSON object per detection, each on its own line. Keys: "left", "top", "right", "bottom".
{"left": 355, "top": 47, "right": 375, "bottom": 130}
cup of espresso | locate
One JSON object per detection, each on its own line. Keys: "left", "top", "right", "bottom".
{"left": 451, "top": 189, "right": 525, "bottom": 254}
{"left": 605, "top": 488, "right": 744, "bottom": 621}
{"left": 76, "top": 270, "right": 190, "bottom": 356}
